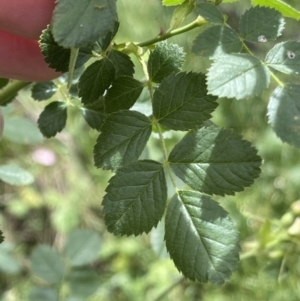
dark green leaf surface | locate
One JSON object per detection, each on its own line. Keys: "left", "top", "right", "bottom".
{"left": 52, "top": 0, "right": 117, "bottom": 48}
{"left": 153, "top": 72, "right": 218, "bottom": 130}
{"left": 265, "top": 41, "right": 300, "bottom": 75}
{"left": 40, "top": 26, "right": 91, "bottom": 72}
{"left": 207, "top": 54, "right": 270, "bottom": 99}
{"left": 99, "top": 21, "right": 119, "bottom": 51}
{"left": 29, "top": 287, "right": 59, "bottom": 301}
{"left": 64, "top": 229, "right": 101, "bottom": 267}
{"left": 94, "top": 110, "right": 152, "bottom": 170}
{"left": 81, "top": 108, "right": 105, "bottom": 131}
{"left": 78, "top": 58, "right": 115, "bottom": 104}
{"left": 169, "top": 126, "right": 262, "bottom": 195}
{"left": 165, "top": 190, "right": 240, "bottom": 284}
{"left": 240, "top": 6, "right": 285, "bottom": 43}
{"left": 38, "top": 101, "right": 67, "bottom": 138}
{"left": 67, "top": 268, "right": 100, "bottom": 298}
{"left": 0, "top": 78, "right": 9, "bottom": 89}
{"left": 103, "top": 160, "right": 167, "bottom": 236}
{"left": 108, "top": 50, "right": 135, "bottom": 78}
{"left": 31, "top": 82, "right": 57, "bottom": 101}
{"left": 192, "top": 25, "right": 242, "bottom": 58}
{"left": 30, "top": 245, "right": 64, "bottom": 284}
{"left": 268, "top": 84, "right": 300, "bottom": 148}
{"left": 3, "top": 117, "right": 44, "bottom": 144}
{"left": 148, "top": 41, "right": 185, "bottom": 83}
{"left": 105, "top": 76, "right": 143, "bottom": 114}
{"left": 0, "top": 165, "right": 34, "bottom": 186}
{"left": 195, "top": 2, "right": 224, "bottom": 23}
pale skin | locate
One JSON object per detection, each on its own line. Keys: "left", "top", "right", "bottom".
{"left": 0, "top": 0, "right": 60, "bottom": 81}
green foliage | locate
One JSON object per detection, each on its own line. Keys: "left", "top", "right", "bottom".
{"left": 0, "top": 78, "right": 9, "bottom": 89}
{"left": 3, "top": 0, "right": 300, "bottom": 293}
{"left": 251, "top": 0, "right": 300, "bottom": 20}
{"left": 0, "top": 165, "right": 34, "bottom": 186}
{"left": 103, "top": 160, "right": 167, "bottom": 235}
{"left": 147, "top": 41, "right": 185, "bottom": 83}
{"left": 38, "top": 101, "right": 67, "bottom": 138}
{"left": 51, "top": 0, "right": 117, "bottom": 48}
{"left": 165, "top": 190, "right": 240, "bottom": 284}
{"left": 28, "top": 230, "right": 102, "bottom": 300}
{"left": 169, "top": 127, "right": 262, "bottom": 195}
{"left": 153, "top": 72, "right": 218, "bottom": 130}
{"left": 268, "top": 84, "right": 300, "bottom": 148}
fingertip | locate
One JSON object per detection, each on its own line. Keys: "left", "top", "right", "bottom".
{"left": 0, "top": 30, "right": 61, "bottom": 82}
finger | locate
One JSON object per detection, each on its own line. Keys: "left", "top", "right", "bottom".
{"left": 0, "top": 0, "right": 55, "bottom": 40}
{"left": 0, "top": 30, "right": 60, "bottom": 81}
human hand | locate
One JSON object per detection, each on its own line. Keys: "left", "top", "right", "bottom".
{"left": 0, "top": 0, "right": 60, "bottom": 81}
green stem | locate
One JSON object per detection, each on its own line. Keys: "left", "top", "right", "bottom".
{"left": 0, "top": 80, "right": 30, "bottom": 105}
{"left": 67, "top": 48, "right": 79, "bottom": 89}
{"left": 241, "top": 39, "right": 285, "bottom": 87}
{"left": 153, "top": 277, "right": 185, "bottom": 301}
{"left": 137, "top": 16, "right": 207, "bottom": 47}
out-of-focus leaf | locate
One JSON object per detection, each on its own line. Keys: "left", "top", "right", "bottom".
{"left": 240, "top": 6, "right": 285, "bottom": 43}
{"left": 268, "top": 84, "right": 300, "bottom": 148}
{"left": 3, "top": 117, "right": 44, "bottom": 144}
{"left": 64, "top": 229, "right": 101, "bottom": 267}
{"left": 0, "top": 165, "right": 34, "bottom": 186}
{"left": 265, "top": 41, "right": 300, "bottom": 75}
{"left": 192, "top": 25, "right": 242, "bottom": 58}
{"left": 30, "top": 245, "right": 64, "bottom": 284}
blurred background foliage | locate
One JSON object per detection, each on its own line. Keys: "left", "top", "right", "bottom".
{"left": 1, "top": 0, "right": 300, "bottom": 300}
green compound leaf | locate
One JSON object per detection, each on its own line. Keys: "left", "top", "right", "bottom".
{"left": 169, "top": 126, "right": 262, "bottom": 196}
{"left": 29, "top": 287, "right": 59, "bottom": 301}
{"left": 153, "top": 72, "right": 218, "bottom": 130}
{"left": 31, "top": 82, "right": 57, "bottom": 101}
{"left": 64, "top": 229, "right": 101, "bottom": 267}
{"left": 251, "top": 0, "right": 300, "bottom": 20}
{"left": 81, "top": 101, "right": 105, "bottom": 131}
{"left": 30, "top": 245, "right": 64, "bottom": 284}
{"left": 78, "top": 58, "right": 115, "bottom": 104}
{"left": 148, "top": 41, "right": 185, "bottom": 83}
{"left": 239, "top": 6, "right": 285, "bottom": 43}
{"left": 38, "top": 101, "right": 67, "bottom": 138}
{"left": 103, "top": 160, "right": 167, "bottom": 236}
{"left": 192, "top": 25, "right": 242, "bottom": 58}
{"left": 67, "top": 268, "right": 100, "bottom": 298}
{"left": 165, "top": 190, "right": 240, "bottom": 284}
{"left": 94, "top": 110, "right": 152, "bottom": 170}
{"left": 207, "top": 54, "right": 270, "bottom": 100}
{"left": 40, "top": 26, "right": 91, "bottom": 73}
{"left": 195, "top": 2, "right": 224, "bottom": 23}
{"left": 0, "top": 165, "right": 34, "bottom": 186}
{"left": 52, "top": 0, "right": 117, "bottom": 48}
{"left": 163, "top": 0, "right": 185, "bottom": 6}
{"left": 108, "top": 50, "right": 135, "bottom": 78}
{"left": 265, "top": 41, "right": 300, "bottom": 75}
{"left": 268, "top": 84, "right": 300, "bottom": 148}
{"left": 105, "top": 76, "right": 143, "bottom": 114}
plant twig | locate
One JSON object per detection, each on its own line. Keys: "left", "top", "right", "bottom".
{"left": 68, "top": 48, "right": 79, "bottom": 89}
{"left": 0, "top": 80, "right": 30, "bottom": 105}
{"left": 153, "top": 277, "right": 185, "bottom": 301}
{"left": 137, "top": 16, "right": 207, "bottom": 47}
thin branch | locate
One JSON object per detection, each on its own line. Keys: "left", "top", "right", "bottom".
{"left": 0, "top": 80, "right": 30, "bottom": 105}
{"left": 153, "top": 277, "right": 185, "bottom": 301}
